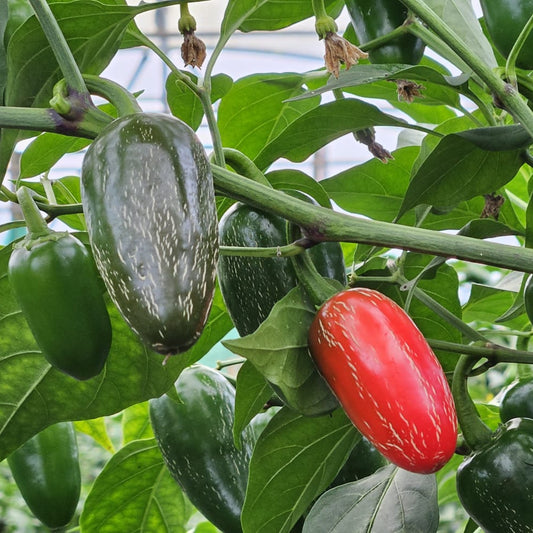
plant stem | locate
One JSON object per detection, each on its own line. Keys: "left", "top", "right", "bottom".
{"left": 133, "top": 31, "right": 225, "bottom": 166}
{"left": 83, "top": 75, "right": 142, "bottom": 116}
{"left": 211, "top": 164, "right": 533, "bottom": 274}
{"left": 429, "top": 339, "right": 533, "bottom": 365}
{"left": 221, "top": 148, "right": 271, "bottom": 187}
{"left": 506, "top": 14, "right": 533, "bottom": 86}
{"left": 219, "top": 242, "right": 307, "bottom": 258}
{"left": 28, "top": 0, "right": 87, "bottom": 94}
{"left": 401, "top": 0, "right": 533, "bottom": 136}
{"left": 452, "top": 354, "right": 493, "bottom": 450}
{"left": 16, "top": 187, "right": 51, "bottom": 239}
{"left": 408, "top": 284, "right": 488, "bottom": 343}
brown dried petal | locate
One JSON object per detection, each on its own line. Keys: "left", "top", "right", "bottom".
{"left": 395, "top": 79, "right": 425, "bottom": 103}
{"left": 324, "top": 32, "right": 368, "bottom": 78}
{"left": 181, "top": 31, "right": 207, "bottom": 69}
{"left": 481, "top": 193, "right": 505, "bottom": 220}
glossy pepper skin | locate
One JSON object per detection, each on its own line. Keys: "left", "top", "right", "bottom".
{"left": 8, "top": 232, "right": 112, "bottom": 380}
{"left": 150, "top": 365, "right": 254, "bottom": 533}
{"left": 308, "top": 288, "right": 457, "bottom": 474}
{"left": 218, "top": 203, "right": 346, "bottom": 336}
{"left": 500, "top": 379, "right": 533, "bottom": 422}
{"left": 7, "top": 422, "right": 81, "bottom": 529}
{"left": 344, "top": 0, "right": 425, "bottom": 64}
{"left": 480, "top": 0, "right": 533, "bottom": 70}
{"left": 81, "top": 113, "right": 218, "bottom": 356}
{"left": 457, "top": 418, "right": 533, "bottom": 533}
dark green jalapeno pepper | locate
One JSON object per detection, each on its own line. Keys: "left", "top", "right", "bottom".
{"left": 8, "top": 187, "right": 112, "bottom": 380}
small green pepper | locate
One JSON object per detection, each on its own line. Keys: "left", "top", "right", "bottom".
{"left": 344, "top": 0, "right": 425, "bottom": 64}
{"left": 8, "top": 187, "right": 112, "bottom": 380}
{"left": 7, "top": 422, "right": 81, "bottom": 529}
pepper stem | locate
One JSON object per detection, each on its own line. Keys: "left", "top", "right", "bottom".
{"left": 220, "top": 148, "right": 272, "bottom": 188}
{"left": 17, "top": 187, "right": 52, "bottom": 239}
{"left": 312, "top": 0, "right": 337, "bottom": 39}
{"left": 451, "top": 355, "right": 493, "bottom": 451}
{"left": 288, "top": 225, "right": 340, "bottom": 307}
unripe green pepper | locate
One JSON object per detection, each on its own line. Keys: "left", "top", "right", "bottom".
{"left": 480, "top": 0, "right": 533, "bottom": 70}
{"left": 7, "top": 422, "right": 81, "bottom": 529}
{"left": 344, "top": 0, "right": 425, "bottom": 64}
{"left": 218, "top": 203, "right": 346, "bottom": 336}
{"left": 150, "top": 365, "right": 254, "bottom": 533}
{"left": 500, "top": 378, "right": 533, "bottom": 422}
{"left": 81, "top": 113, "right": 218, "bottom": 356}
{"left": 456, "top": 418, "right": 533, "bottom": 532}
{"left": 8, "top": 187, "right": 112, "bottom": 380}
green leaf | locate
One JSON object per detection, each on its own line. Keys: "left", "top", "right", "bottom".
{"left": 253, "top": 99, "right": 423, "bottom": 170}
{"left": 19, "top": 133, "right": 91, "bottom": 179}
{"left": 223, "top": 286, "right": 338, "bottom": 417}
{"left": 122, "top": 402, "right": 154, "bottom": 444}
{"left": 463, "top": 284, "right": 529, "bottom": 330}
{"left": 321, "top": 146, "right": 419, "bottom": 223}
{"left": 4, "top": 0, "right": 190, "bottom": 109}
{"left": 221, "top": 0, "right": 343, "bottom": 35}
{"left": 166, "top": 72, "right": 232, "bottom": 131}
{"left": 302, "top": 465, "right": 438, "bottom": 533}
{"left": 80, "top": 438, "right": 193, "bottom": 532}
{"left": 292, "top": 63, "right": 460, "bottom": 105}
{"left": 74, "top": 418, "right": 115, "bottom": 453}
{"left": 217, "top": 72, "right": 320, "bottom": 160}
{"left": 398, "top": 133, "right": 524, "bottom": 218}
{"left": 233, "top": 361, "right": 272, "bottom": 448}
{"left": 425, "top": 0, "right": 497, "bottom": 69}
{"left": 0, "top": 243, "right": 232, "bottom": 460}
{"left": 242, "top": 407, "right": 360, "bottom": 533}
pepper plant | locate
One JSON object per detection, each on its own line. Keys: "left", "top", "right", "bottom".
{"left": 1, "top": 0, "right": 533, "bottom": 531}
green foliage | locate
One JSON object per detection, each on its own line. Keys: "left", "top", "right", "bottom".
{"left": 1, "top": 0, "right": 533, "bottom": 530}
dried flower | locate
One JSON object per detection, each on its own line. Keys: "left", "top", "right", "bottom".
{"left": 324, "top": 32, "right": 368, "bottom": 78}
{"left": 395, "top": 79, "right": 425, "bottom": 103}
{"left": 481, "top": 193, "right": 505, "bottom": 220}
{"left": 181, "top": 31, "right": 207, "bottom": 69}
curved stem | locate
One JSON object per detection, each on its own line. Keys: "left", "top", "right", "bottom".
{"left": 506, "top": 14, "right": 533, "bottom": 86}
{"left": 401, "top": 0, "right": 533, "bottom": 136}
{"left": 452, "top": 355, "right": 493, "bottom": 450}
{"left": 83, "top": 75, "right": 142, "bottom": 116}
{"left": 221, "top": 148, "right": 271, "bottom": 187}
{"left": 288, "top": 224, "right": 339, "bottom": 307}
{"left": 16, "top": 187, "right": 51, "bottom": 239}
{"left": 28, "top": 0, "right": 87, "bottom": 94}
{"left": 211, "top": 164, "right": 533, "bottom": 274}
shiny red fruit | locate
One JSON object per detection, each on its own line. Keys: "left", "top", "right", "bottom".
{"left": 308, "top": 288, "right": 457, "bottom": 474}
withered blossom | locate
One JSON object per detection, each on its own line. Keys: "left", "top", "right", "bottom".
{"left": 324, "top": 32, "right": 368, "bottom": 78}
{"left": 481, "top": 193, "right": 505, "bottom": 220}
{"left": 181, "top": 31, "right": 207, "bottom": 69}
{"left": 395, "top": 79, "right": 425, "bottom": 103}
